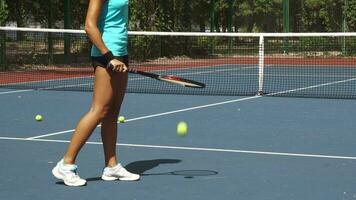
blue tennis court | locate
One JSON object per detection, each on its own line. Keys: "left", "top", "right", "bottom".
{"left": 1, "top": 74, "right": 356, "bottom": 199}
{"left": 1, "top": 28, "right": 356, "bottom": 199}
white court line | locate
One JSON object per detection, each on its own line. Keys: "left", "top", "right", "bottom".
{"left": 1, "top": 63, "right": 354, "bottom": 95}
{"left": 128, "top": 65, "right": 257, "bottom": 82}
{"left": 1, "top": 64, "right": 254, "bottom": 93}
{"left": 26, "top": 95, "right": 261, "bottom": 139}
{"left": 232, "top": 73, "right": 356, "bottom": 78}
{"left": 0, "top": 76, "right": 94, "bottom": 87}
{"left": 26, "top": 76, "right": 356, "bottom": 140}
{"left": 0, "top": 64, "right": 233, "bottom": 87}
{"left": 267, "top": 77, "right": 356, "bottom": 96}
{"left": 0, "top": 89, "right": 34, "bottom": 95}
{"left": 1, "top": 136, "right": 356, "bottom": 160}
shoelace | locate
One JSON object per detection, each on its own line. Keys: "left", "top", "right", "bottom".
{"left": 66, "top": 166, "right": 82, "bottom": 182}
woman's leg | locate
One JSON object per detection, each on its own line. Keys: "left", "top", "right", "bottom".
{"left": 100, "top": 70, "right": 128, "bottom": 167}
{"left": 63, "top": 67, "right": 115, "bottom": 164}
{"left": 95, "top": 62, "right": 140, "bottom": 181}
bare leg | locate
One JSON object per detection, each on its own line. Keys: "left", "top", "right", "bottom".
{"left": 101, "top": 70, "right": 128, "bottom": 167}
{"left": 63, "top": 67, "right": 115, "bottom": 164}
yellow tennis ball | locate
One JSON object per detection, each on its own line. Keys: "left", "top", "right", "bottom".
{"left": 118, "top": 116, "right": 125, "bottom": 123}
{"left": 177, "top": 121, "right": 188, "bottom": 137}
{"left": 35, "top": 114, "right": 43, "bottom": 121}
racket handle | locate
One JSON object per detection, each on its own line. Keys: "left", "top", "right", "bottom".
{"left": 106, "top": 62, "right": 130, "bottom": 72}
{"left": 106, "top": 63, "right": 113, "bottom": 69}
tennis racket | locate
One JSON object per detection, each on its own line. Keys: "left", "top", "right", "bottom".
{"left": 108, "top": 63, "right": 205, "bottom": 88}
{"left": 128, "top": 68, "right": 205, "bottom": 89}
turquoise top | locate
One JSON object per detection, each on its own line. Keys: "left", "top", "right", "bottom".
{"left": 91, "top": 0, "right": 129, "bottom": 57}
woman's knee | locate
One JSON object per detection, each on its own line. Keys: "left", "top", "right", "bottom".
{"left": 89, "top": 105, "right": 111, "bottom": 120}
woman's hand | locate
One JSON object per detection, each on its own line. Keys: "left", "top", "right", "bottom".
{"left": 109, "top": 59, "right": 128, "bottom": 72}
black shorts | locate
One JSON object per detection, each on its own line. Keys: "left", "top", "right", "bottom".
{"left": 91, "top": 55, "right": 129, "bottom": 70}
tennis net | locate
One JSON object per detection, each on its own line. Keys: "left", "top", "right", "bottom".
{"left": 0, "top": 27, "right": 356, "bottom": 98}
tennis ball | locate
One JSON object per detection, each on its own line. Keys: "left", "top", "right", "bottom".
{"left": 177, "top": 121, "right": 188, "bottom": 137}
{"left": 35, "top": 114, "right": 43, "bottom": 122}
{"left": 118, "top": 116, "right": 125, "bottom": 123}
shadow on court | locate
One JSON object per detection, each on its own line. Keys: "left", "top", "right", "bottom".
{"left": 125, "top": 158, "right": 181, "bottom": 174}
{"left": 83, "top": 159, "right": 181, "bottom": 182}
{"left": 126, "top": 159, "right": 218, "bottom": 179}
{"left": 81, "top": 159, "right": 218, "bottom": 183}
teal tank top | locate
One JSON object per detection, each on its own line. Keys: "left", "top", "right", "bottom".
{"left": 91, "top": 0, "right": 129, "bottom": 57}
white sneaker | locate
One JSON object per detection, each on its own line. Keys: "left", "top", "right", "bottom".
{"left": 52, "top": 159, "right": 87, "bottom": 187}
{"left": 101, "top": 163, "right": 140, "bottom": 181}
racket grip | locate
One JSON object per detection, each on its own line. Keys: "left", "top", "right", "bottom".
{"left": 107, "top": 62, "right": 131, "bottom": 73}
{"left": 106, "top": 63, "right": 113, "bottom": 69}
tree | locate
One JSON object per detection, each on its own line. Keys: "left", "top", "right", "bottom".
{"left": 301, "top": 0, "right": 343, "bottom": 32}
{"left": 191, "top": 0, "right": 210, "bottom": 32}
{"left": 6, "top": 1, "right": 26, "bottom": 27}
{"left": 345, "top": 0, "right": 356, "bottom": 31}
{"left": 0, "top": 0, "right": 8, "bottom": 25}
{"left": 129, "top": 0, "right": 160, "bottom": 31}
{"left": 2, "top": 0, "right": 356, "bottom": 32}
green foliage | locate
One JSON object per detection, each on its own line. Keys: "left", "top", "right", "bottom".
{"left": 129, "top": 0, "right": 158, "bottom": 30}
{"left": 1, "top": 0, "right": 356, "bottom": 32}
{"left": 1, "top": 0, "right": 355, "bottom": 67}
{"left": 129, "top": 35, "right": 161, "bottom": 60}
{"left": 301, "top": 0, "right": 343, "bottom": 32}
{"left": 345, "top": 0, "right": 356, "bottom": 31}
{"left": 0, "top": 0, "right": 8, "bottom": 25}
{"left": 129, "top": 0, "right": 196, "bottom": 32}
{"left": 299, "top": 37, "right": 330, "bottom": 51}
{"left": 234, "top": 0, "right": 282, "bottom": 32}
{"left": 5, "top": 0, "right": 87, "bottom": 28}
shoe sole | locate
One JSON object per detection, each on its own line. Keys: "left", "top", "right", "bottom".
{"left": 101, "top": 174, "right": 140, "bottom": 181}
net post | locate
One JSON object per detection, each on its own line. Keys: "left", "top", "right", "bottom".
{"left": 258, "top": 35, "right": 265, "bottom": 96}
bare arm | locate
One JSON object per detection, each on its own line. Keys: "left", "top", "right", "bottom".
{"left": 85, "top": 0, "right": 109, "bottom": 55}
{"left": 85, "top": 0, "right": 127, "bottom": 72}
